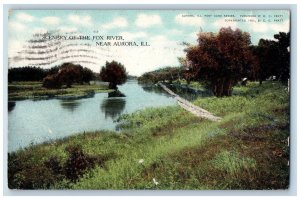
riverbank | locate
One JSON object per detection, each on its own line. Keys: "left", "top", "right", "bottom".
{"left": 8, "top": 81, "right": 289, "bottom": 189}
{"left": 8, "top": 81, "right": 113, "bottom": 101}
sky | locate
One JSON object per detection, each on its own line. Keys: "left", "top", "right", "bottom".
{"left": 8, "top": 10, "right": 290, "bottom": 76}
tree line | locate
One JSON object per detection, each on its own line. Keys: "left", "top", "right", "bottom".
{"left": 42, "top": 63, "right": 95, "bottom": 88}
{"left": 8, "top": 60, "right": 128, "bottom": 90}
{"left": 137, "top": 67, "right": 183, "bottom": 84}
{"left": 139, "top": 27, "right": 290, "bottom": 97}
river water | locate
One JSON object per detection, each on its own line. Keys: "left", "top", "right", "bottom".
{"left": 8, "top": 80, "right": 177, "bottom": 152}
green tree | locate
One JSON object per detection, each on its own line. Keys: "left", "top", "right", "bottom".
{"left": 99, "top": 61, "right": 127, "bottom": 89}
{"left": 250, "top": 32, "right": 290, "bottom": 84}
{"left": 82, "top": 67, "right": 95, "bottom": 84}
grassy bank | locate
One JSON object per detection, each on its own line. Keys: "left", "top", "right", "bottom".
{"left": 8, "top": 81, "right": 289, "bottom": 189}
{"left": 8, "top": 81, "right": 113, "bottom": 101}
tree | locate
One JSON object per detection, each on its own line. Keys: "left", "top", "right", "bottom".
{"left": 185, "top": 27, "right": 253, "bottom": 97}
{"left": 250, "top": 32, "right": 290, "bottom": 84}
{"left": 251, "top": 39, "right": 279, "bottom": 84}
{"left": 42, "top": 63, "right": 95, "bottom": 88}
{"left": 137, "top": 67, "right": 183, "bottom": 84}
{"left": 274, "top": 32, "right": 290, "bottom": 82}
{"left": 57, "top": 63, "right": 84, "bottom": 87}
{"left": 99, "top": 61, "right": 127, "bottom": 89}
{"left": 42, "top": 74, "right": 62, "bottom": 89}
{"left": 82, "top": 67, "right": 95, "bottom": 84}
{"left": 8, "top": 66, "right": 48, "bottom": 82}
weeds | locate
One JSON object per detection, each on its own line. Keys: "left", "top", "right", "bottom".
{"left": 211, "top": 150, "right": 256, "bottom": 176}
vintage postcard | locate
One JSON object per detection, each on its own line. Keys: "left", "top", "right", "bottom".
{"left": 7, "top": 10, "right": 290, "bottom": 190}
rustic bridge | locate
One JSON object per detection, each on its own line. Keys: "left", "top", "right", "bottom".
{"left": 158, "top": 83, "right": 221, "bottom": 122}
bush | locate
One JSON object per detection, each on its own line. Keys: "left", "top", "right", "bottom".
{"left": 64, "top": 145, "right": 95, "bottom": 182}
{"left": 42, "top": 74, "right": 62, "bottom": 89}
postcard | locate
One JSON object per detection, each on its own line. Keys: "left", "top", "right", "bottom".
{"left": 7, "top": 9, "right": 290, "bottom": 190}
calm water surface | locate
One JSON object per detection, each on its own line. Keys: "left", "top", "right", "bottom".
{"left": 8, "top": 80, "right": 177, "bottom": 152}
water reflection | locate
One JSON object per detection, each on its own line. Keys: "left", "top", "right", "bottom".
{"left": 108, "top": 90, "right": 126, "bottom": 98}
{"left": 60, "top": 100, "right": 82, "bottom": 112}
{"left": 9, "top": 80, "right": 178, "bottom": 152}
{"left": 8, "top": 101, "right": 16, "bottom": 112}
{"left": 141, "top": 83, "right": 212, "bottom": 101}
{"left": 140, "top": 84, "right": 168, "bottom": 95}
{"left": 100, "top": 98, "right": 126, "bottom": 120}
{"left": 168, "top": 84, "right": 212, "bottom": 101}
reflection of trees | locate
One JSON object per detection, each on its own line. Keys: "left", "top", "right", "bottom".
{"left": 60, "top": 100, "right": 81, "bottom": 112}
{"left": 141, "top": 83, "right": 212, "bottom": 101}
{"left": 8, "top": 101, "right": 16, "bottom": 112}
{"left": 100, "top": 98, "right": 126, "bottom": 120}
{"left": 140, "top": 84, "right": 167, "bottom": 95}
{"left": 108, "top": 90, "right": 126, "bottom": 98}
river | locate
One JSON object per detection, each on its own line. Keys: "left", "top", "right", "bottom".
{"left": 8, "top": 80, "right": 177, "bottom": 152}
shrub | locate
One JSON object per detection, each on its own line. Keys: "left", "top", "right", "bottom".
{"left": 42, "top": 74, "right": 62, "bottom": 89}
{"left": 63, "top": 145, "right": 95, "bottom": 182}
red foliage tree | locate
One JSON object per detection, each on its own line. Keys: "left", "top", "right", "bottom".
{"left": 58, "top": 63, "right": 84, "bottom": 87}
{"left": 99, "top": 61, "right": 127, "bottom": 89}
{"left": 185, "top": 27, "right": 253, "bottom": 97}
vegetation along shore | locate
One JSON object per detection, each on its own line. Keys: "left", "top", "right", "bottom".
{"left": 8, "top": 81, "right": 289, "bottom": 189}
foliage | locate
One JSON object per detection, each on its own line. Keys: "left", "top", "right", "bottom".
{"left": 82, "top": 67, "right": 95, "bottom": 84}
{"left": 8, "top": 66, "right": 48, "bottom": 82}
{"left": 8, "top": 144, "right": 111, "bottom": 188}
{"left": 185, "top": 27, "right": 253, "bottom": 97}
{"left": 63, "top": 145, "right": 95, "bottom": 182}
{"left": 8, "top": 65, "right": 72, "bottom": 83}
{"left": 8, "top": 81, "right": 111, "bottom": 101}
{"left": 9, "top": 63, "right": 96, "bottom": 89}
{"left": 138, "top": 67, "right": 183, "bottom": 84}
{"left": 41, "top": 63, "right": 96, "bottom": 89}
{"left": 100, "top": 60, "right": 127, "bottom": 89}
{"left": 42, "top": 74, "right": 62, "bottom": 89}
{"left": 58, "top": 63, "right": 84, "bottom": 87}
{"left": 251, "top": 32, "right": 290, "bottom": 84}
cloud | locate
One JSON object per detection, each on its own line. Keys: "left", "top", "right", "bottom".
{"left": 9, "top": 21, "right": 26, "bottom": 31}
{"left": 119, "top": 31, "right": 147, "bottom": 40}
{"left": 32, "top": 27, "right": 48, "bottom": 34}
{"left": 270, "top": 20, "right": 290, "bottom": 33}
{"left": 102, "top": 17, "right": 128, "bottom": 29}
{"left": 189, "top": 31, "right": 200, "bottom": 42}
{"left": 41, "top": 16, "right": 60, "bottom": 25}
{"left": 118, "top": 35, "right": 184, "bottom": 75}
{"left": 245, "top": 19, "right": 289, "bottom": 34}
{"left": 249, "top": 23, "right": 269, "bottom": 33}
{"left": 213, "top": 18, "right": 237, "bottom": 30}
{"left": 87, "top": 34, "right": 184, "bottom": 76}
{"left": 175, "top": 14, "right": 204, "bottom": 26}
{"left": 68, "top": 15, "right": 92, "bottom": 26}
{"left": 16, "top": 12, "right": 35, "bottom": 22}
{"left": 168, "top": 29, "right": 183, "bottom": 35}
{"left": 9, "top": 39, "right": 25, "bottom": 58}
{"left": 135, "top": 14, "right": 162, "bottom": 28}
{"left": 59, "top": 27, "right": 78, "bottom": 33}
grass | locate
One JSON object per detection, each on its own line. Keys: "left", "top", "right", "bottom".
{"left": 7, "top": 80, "right": 289, "bottom": 189}
{"left": 8, "top": 81, "right": 113, "bottom": 101}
